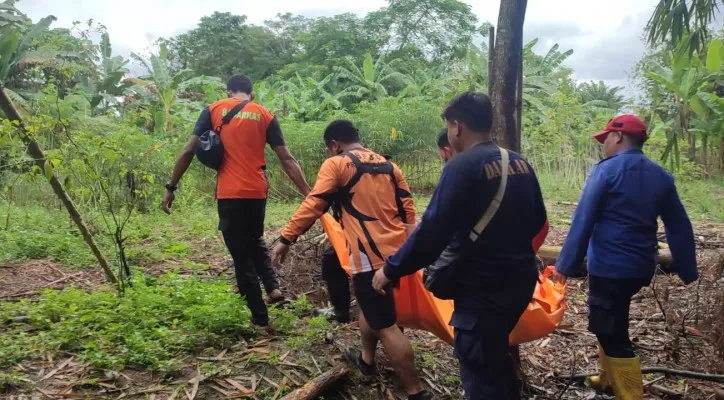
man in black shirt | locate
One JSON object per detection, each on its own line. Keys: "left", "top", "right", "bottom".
{"left": 373, "top": 92, "right": 547, "bottom": 399}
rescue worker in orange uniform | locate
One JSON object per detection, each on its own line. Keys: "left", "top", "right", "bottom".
{"left": 162, "top": 75, "right": 311, "bottom": 328}
{"left": 271, "top": 120, "right": 431, "bottom": 400}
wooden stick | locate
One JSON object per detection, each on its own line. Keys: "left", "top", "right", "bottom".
{"left": 558, "top": 367, "right": 724, "bottom": 382}
{"left": 648, "top": 384, "right": 682, "bottom": 398}
{"left": 279, "top": 364, "right": 349, "bottom": 400}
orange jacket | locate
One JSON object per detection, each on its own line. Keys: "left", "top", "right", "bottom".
{"left": 281, "top": 149, "right": 415, "bottom": 274}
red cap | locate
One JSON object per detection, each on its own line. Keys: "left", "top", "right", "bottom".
{"left": 593, "top": 115, "right": 648, "bottom": 144}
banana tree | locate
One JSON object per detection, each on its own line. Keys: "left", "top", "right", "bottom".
{"left": 0, "top": 0, "right": 30, "bottom": 31}
{"left": 399, "top": 65, "right": 450, "bottom": 99}
{"left": 0, "top": 15, "right": 58, "bottom": 106}
{"left": 644, "top": 38, "right": 721, "bottom": 168}
{"left": 131, "top": 42, "right": 192, "bottom": 136}
{"left": 278, "top": 73, "right": 350, "bottom": 121}
{"left": 333, "top": 53, "right": 410, "bottom": 102}
{"left": 521, "top": 40, "right": 574, "bottom": 116}
{"left": 448, "top": 43, "right": 488, "bottom": 93}
{"left": 82, "top": 33, "right": 131, "bottom": 114}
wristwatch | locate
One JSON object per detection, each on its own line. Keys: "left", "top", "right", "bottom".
{"left": 165, "top": 182, "right": 178, "bottom": 192}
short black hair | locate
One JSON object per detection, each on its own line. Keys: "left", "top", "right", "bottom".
{"left": 441, "top": 91, "right": 493, "bottom": 133}
{"left": 324, "top": 120, "right": 361, "bottom": 145}
{"left": 625, "top": 133, "right": 647, "bottom": 148}
{"left": 436, "top": 128, "right": 450, "bottom": 149}
{"left": 227, "top": 75, "right": 253, "bottom": 94}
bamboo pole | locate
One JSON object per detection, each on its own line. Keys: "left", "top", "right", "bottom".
{"left": 0, "top": 84, "right": 117, "bottom": 285}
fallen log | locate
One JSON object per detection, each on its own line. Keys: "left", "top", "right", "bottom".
{"left": 537, "top": 246, "right": 673, "bottom": 267}
{"left": 279, "top": 363, "right": 349, "bottom": 400}
{"left": 559, "top": 367, "right": 724, "bottom": 383}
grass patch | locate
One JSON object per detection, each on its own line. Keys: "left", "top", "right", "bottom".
{"left": 0, "top": 273, "right": 261, "bottom": 374}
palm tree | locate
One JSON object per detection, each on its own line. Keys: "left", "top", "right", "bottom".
{"left": 646, "top": 0, "right": 722, "bottom": 54}
{"left": 130, "top": 42, "right": 192, "bottom": 135}
{"left": 333, "top": 53, "right": 410, "bottom": 102}
{"left": 577, "top": 81, "right": 625, "bottom": 112}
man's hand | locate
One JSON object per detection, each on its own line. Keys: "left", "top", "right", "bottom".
{"left": 552, "top": 269, "right": 568, "bottom": 285}
{"left": 372, "top": 268, "right": 391, "bottom": 295}
{"left": 161, "top": 191, "right": 175, "bottom": 214}
{"left": 271, "top": 242, "right": 290, "bottom": 266}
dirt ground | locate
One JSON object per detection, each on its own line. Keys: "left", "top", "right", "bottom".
{"left": 1, "top": 217, "right": 723, "bottom": 400}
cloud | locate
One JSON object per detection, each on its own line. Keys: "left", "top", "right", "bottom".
{"left": 566, "top": 13, "right": 649, "bottom": 85}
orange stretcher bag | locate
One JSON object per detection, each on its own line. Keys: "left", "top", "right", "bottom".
{"left": 319, "top": 214, "right": 565, "bottom": 345}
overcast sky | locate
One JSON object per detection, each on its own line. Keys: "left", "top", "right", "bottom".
{"left": 19, "top": 0, "right": 671, "bottom": 92}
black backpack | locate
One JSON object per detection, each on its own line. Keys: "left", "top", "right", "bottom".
{"left": 195, "top": 100, "right": 249, "bottom": 170}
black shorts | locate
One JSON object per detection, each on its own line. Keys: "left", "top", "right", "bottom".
{"left": 352, "top": 270, "right": 396, "bottom": 330}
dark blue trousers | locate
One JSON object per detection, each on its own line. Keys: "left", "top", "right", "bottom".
{"left": 588, "top": 276, "right": 648, "bottom": 358}
{"left": 451, "top": 277, "right": 535, "bottom": 399}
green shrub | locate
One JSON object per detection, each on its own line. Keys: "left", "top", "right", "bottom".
{"left": 0, "top": 273, "right": 255, "bottom": 372}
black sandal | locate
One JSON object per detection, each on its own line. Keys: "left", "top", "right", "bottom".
{"left": 344, "top": 348, "right": 377, "bottom": 376}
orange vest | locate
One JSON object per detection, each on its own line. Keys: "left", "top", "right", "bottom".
{"left": 208, "top": 98, "right": 274, "bottom": 199}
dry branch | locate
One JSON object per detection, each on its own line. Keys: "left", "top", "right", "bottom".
{"left": 279, "top": 363, "right": 349, "bottom": 400}
{"left": 559, "top": 367, "right": 724, "bottom": 382}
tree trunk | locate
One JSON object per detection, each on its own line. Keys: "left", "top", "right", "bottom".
{"left": 702, "top": 134, "right": 708, "bottom": 174}
{"left": 720, "top": 136, "right": 724, "bottom": 173}
{"left": 0, "top": 85, "right": 118, "bottom": 285}
{"left": 490, "top": 0, "right": 528, "bottom": 153}
{"left": 515, "top": 47, "right": 523, "bottom": 150}
{"left": 488, "top": 27, "right": 495, "bottom": 96}
{"left": 279, "top": 363, "right": 349, "bottom": 400}
{"left": 537, "top": 245, "right": 673, "bottom": 267}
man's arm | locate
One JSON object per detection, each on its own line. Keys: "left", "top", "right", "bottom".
{"left": 392, "top": 164, "right": 416, "bottom": 224}
{"left": 280, "top": 158, "right": 340, "bottom": 244}
{"left": 274, "top": 146, "right": 311, "bottom": 196}
{"left": 162, "top": 108, "right": 209, "bottom": 213}
{"left": 383, "top": 160, "right": 470, "bottom": 280}
{"left": 169, "top": 137, "right": 197, "bottom": 185}
{"left": 266, "top": 116, "right": 311, "bottom": 196}
{"left": 555, "top": 166, "right": 608, "bottom": 277}
{"left": 660, "top": 182, "right": 698, "bottom": 284}
{"left": 531, "top": 168, "right": 549, "bottom": 251}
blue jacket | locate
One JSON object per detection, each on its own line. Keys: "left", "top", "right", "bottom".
{"left": 556, "top": 148, "right": 698, "bottom": 283}
{"left": 384, "top": 143, "right": 547, "bottom": 314}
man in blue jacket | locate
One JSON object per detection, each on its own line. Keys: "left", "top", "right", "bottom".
{"left": 554, "top": 115, "right": 698, "bottom": 400}
{"left": 373, "top": 92, "right": 548, "bottom": 399}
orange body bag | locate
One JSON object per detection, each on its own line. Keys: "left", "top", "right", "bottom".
{"left": 319, "top": 214, "right": 565, "bottom": 345}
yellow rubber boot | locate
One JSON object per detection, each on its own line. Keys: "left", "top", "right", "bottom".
{"left": 607, "top": 356, "right": 644, "bottom": 400}
{"left": 586, "top": 347, "right": 611, "bottom": 392}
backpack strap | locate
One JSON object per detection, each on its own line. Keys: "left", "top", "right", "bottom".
{"left": 339, "top": 151, "right": 407, "bottom": 223}
{"left": 214, "top": 100, "right": 249, "bottom": 132}
{"left": 468, "top": 148, "right": 509, "bottom": 242}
